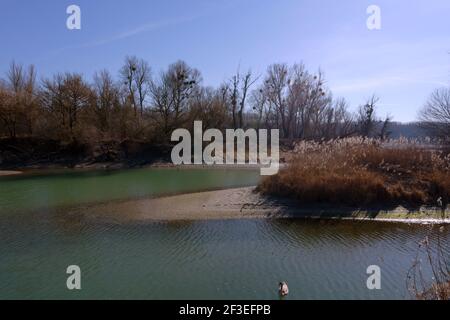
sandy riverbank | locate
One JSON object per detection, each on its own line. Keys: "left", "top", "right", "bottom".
{"left": 72, "top": 187, "right": 450, "bottom": 224}
{"left": 0, "top": 170, "right": 22, "bottom": 176}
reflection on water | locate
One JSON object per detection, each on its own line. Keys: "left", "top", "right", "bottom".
{"left": 1, "top": 213, "right": 448, "bottom": 300}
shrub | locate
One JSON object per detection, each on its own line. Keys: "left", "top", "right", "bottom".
{"left": 259, "top": 138, "right": 450, "bottom": 207}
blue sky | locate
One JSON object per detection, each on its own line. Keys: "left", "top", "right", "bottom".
{"left": 1, "top": 0, "right": 449, "bottom": 122}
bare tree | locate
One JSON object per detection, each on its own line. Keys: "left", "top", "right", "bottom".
{"left": 0, "top": 62, "right": 38, "bottom": 138}
{"left": 227, "top": 69, "right": 259, "bottom": 129}
{"left": 294, "top": 69, "right": 332, "bottom": 139}
{"left": 150, "top": 61, "right": 201, "bottom": 137}
{"left": 188, "top": 87, "right": 228, "bottom": 130}
{"left": 238, "top": 71, "right": 258, "bottom": 128}
{"left": 333, "top": 98, "right": 356, "bottom": 138}
{"left": 357, "top": 94, "right": 379, "bottom": 137}
{"left": 263, "top": 64, "right": 289, "bottom": 136}
{"left": 419, "top": 87, "right": 450, "bottom": 139}
{"left": 120, "top": 56, "right": 151, "bottom": 117}
{"left": 250, "top": 87, "right": 268, "bottom": 130}
{"left": 318, "top": 98, "right": 355, "bottom": 139}
{"left": 92, "top": 70, "right": 121, "bottom": 134}
{"left": 0, "top": 81, "right": 17, "bottom": 138}
{"left": 260, "top": 63, "right": 337, "bottom": 140}
{"left": 134, "top": 59, "right": 151, "bottom": 117}
{"left": 21, "top": 65, "right": 38, "bottom": 135}
{"left": 41, "top": 73, "right": 92, "bottom": 138}
{"left": 0, "top": 58, "right": 396, "bottom": 147}
{"left": 120, "top": 56, "right": 137, "bottom": 116}
{"left": 379, "top": 115, "right": 392, "bottom": 141}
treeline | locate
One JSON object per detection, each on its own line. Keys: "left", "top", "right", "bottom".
{"left": 0, "top": 57, "right": 392, "bottom": 146}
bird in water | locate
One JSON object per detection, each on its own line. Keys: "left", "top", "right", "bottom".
{"left": 279, "top": 282, "right": 289, "bottom": 297}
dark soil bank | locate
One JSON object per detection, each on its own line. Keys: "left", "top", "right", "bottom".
{"left": 0, "top": 137, "right": 172, "bottom": 169}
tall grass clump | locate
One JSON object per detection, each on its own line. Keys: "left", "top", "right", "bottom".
{"left": 259, "top": 137, "right": 450, "bottom": 207}
{"left": 408, "top": 229, "right": 450, "bottom": 300}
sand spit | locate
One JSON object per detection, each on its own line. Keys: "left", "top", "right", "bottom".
{"left": 0, "top": 170, "right": 22, "bottom": 176}
{"left": 71, "top": 187, "right": 450, "bottom": 224}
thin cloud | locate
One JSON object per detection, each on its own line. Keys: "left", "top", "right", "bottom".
{"left": 80, "top": 15, "right": 200, "bottom": 48}
{"left": 48, "top": 14, "right": 203, "bottom": 56}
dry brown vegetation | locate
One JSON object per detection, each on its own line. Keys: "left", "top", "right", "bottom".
{"left": 0, "top": 59, "right": 396, "bottom": 146}
{"left": 1, "top": 58, "right": 448, "bottom": 169}
{"left": 408, "top": 230, "right": 450, "bottom": 300}
{"left": 1, "top": 58, "right": 396, "bottom": 168}
{"left": 259, "top": 138, "right": 450, "bottom": 207}
{"left": 417, "top": 281, "right": 450, "bottom": 300}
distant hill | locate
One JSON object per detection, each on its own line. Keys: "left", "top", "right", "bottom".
{"left": 379, "top": 122, "right": 428, "bottom": 139}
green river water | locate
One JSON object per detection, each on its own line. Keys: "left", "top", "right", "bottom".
{"left": 0, "top": 168, "right": 448, "bottom": 299}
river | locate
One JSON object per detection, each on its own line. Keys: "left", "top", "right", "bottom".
{"left": 0, "top": 168, "right": 448, "bottom": 299}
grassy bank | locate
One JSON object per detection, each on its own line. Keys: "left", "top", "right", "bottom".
{"left": 258, "top": 138, "right": 450, "bottom": 214}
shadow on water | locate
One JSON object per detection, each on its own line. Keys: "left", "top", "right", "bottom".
{"left": 260, "top": 193, "right": 447, "bottom": 220}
